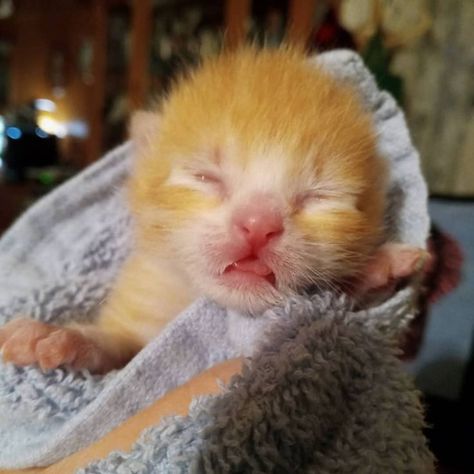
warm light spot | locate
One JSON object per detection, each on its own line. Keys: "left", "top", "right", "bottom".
{"left": 34, "top": 98, "right": 56, "bottom": 113}
{"left": 37, "top": 116, "right": 67, "bottom": 138}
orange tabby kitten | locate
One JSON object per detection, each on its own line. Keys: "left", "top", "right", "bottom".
{"left": 0, "top": 48, "right": 426, "bottom": 373}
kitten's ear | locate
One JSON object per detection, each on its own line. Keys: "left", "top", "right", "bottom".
{"left": 130, "top": 111, "right": 160, "bottom": 154}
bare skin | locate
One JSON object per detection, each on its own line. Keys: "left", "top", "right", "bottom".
{"left": 0, "top": 358, "right": 243, "bottom": 474}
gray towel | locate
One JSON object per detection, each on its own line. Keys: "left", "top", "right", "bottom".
{"left": 0, "top": 50, "right": 433, "bottom": 472}
{"left": 81, "top": 294, "right": 435, "bottom": 474}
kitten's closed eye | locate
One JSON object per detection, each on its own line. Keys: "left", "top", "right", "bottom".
{"left": 295, "top": 190, "right": 357, "bottom": 214}
{"left": 192, "top": 171, "right": 226, "bottom": 196}
{"left": 295, "top": 191, "right": 329, "bottom": 210}
{"left": 193, "top": 172, "right": 222, "bottom": 185}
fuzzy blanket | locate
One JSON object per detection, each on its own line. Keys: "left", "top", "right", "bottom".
{"left": 0, "top": 50, "right": 434, "bottom": 472}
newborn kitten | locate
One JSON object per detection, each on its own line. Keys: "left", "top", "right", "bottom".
{"left": 0, "top": 47, "right": 426, "bottom": 373}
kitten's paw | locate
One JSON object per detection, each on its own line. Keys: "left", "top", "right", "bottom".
{"left": 357, "top": 243, "right": 431, "bottom": 293}
{"left": 0, "top": 318, "right": 57, "bottom": 366}
{"left": 35, "top": 327, "right": 97, "bottom": 371}
{"left": 0, "top": 318, "right": 100, "bottom": 371}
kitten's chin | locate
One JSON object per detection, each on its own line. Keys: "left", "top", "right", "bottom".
{"left": 205, "top": 274, "right": 283, "bottom": 316}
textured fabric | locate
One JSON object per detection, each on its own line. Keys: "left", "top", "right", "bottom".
{"left": 0, "top": 49, "right": 432, "bottom": 471}
{"left": 81, "top": 295, "right": 435, "bottom": 473}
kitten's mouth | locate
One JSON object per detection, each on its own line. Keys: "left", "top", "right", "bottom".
{"left": 223, "top": 256, "right": 276, "bottom": 285}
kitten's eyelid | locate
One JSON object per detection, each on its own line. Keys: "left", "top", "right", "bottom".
{"left": 296, "top": 190, "right": 331, "bottom": 207}
{"left": 294, "top": 188, "right": 359, "bottom": 215}
{"left": 193, "top": 171, "right": 222, "bottom": 185}
{"left": 191, "top": 170, "right": 228, "bottom": 197}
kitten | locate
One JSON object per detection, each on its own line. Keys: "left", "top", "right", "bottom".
{"left": 0, "top": 47, "right": 427, "bottom": 373}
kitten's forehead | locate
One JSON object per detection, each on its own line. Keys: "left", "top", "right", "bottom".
{"left": 239, "top": 152, "right": 286, "bottom": 201}
{"left": 223, "top": 139, "right": 313, "bottom": 197}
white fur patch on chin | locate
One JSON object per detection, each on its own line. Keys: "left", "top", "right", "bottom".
{"left": 206, "top": 283, "right": 280, "bottom": 316}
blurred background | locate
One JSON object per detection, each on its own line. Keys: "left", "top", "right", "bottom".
{"left": 0, "top": 1, "right": 472, "bottom": 472}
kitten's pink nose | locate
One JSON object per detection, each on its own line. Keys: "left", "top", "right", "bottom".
{"left": 233, "top": 199, "right": 284, "bottom": 251}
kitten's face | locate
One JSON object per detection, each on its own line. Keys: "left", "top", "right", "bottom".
{"left": 130, "top": 49, "right": 387, "bottom": 315}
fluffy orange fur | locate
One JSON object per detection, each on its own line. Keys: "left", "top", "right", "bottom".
{"left": 0, "top": 47, "right": 426, "bottom": 373}
{"left": 132, "top": 47, "right": 385, "bottom": 245}
{"left": 98, "top": 47, "right": 387, "bottom": 357}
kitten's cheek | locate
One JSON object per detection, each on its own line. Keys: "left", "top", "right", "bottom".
{"left": 209, "top": 182, "right": 226, "bottom": 199}
{"left": 292, "top": 214, "right": 317, "bottom": 238}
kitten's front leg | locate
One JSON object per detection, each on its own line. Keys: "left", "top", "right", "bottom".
{"left": 0, "top": 318, "right": 139, "bottom": 373}
{"left": 355, "top": 243, "right": 431, "bottom": 295}
{"left": 0, "top": 250, "right": 195, "bottom": 373}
